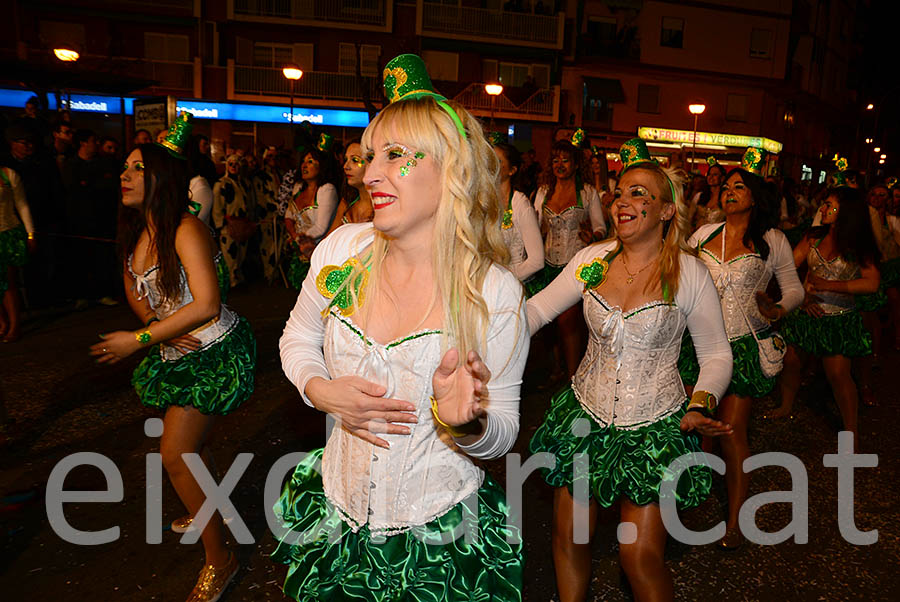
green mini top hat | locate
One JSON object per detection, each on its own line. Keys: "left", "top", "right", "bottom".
{"left": 157, "top": 111, "right": 194, "bottom": 159}
{"left": 618, "top": 138, "right": 658, "bottom": 173}
{"left": 887, "top": 176, "right": 898, "bottom": 190}
{"left": 382, "top": 53, "right": 467, "bottom": 139}
{"left": 740, "top": 146, "right": 766, "bottom": 176}
{"left": 570, "top": 128, "right": 586, "bottom": 149}
{"left": 487, "top": 131, "right": 505, "bottom": 146}
{"left": 706, "top": 156, "right": 719, "bottom": 168}
{"left": 317, "top": 133, "right": 334, "bottom": 152}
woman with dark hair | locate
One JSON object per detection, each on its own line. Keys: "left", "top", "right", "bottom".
{"left": 284, "top": 137, "right": 340, "bottom": 289}
{"left": 679, "top": 148, "right": 804, "bottom": 549}
{"left": 769, "top": 185, "right": 880, "bottom": 450}
{"left": 493, "top": 141, "right": 544, "bottom": 288}
{"left": 89, "top": 114, "right": 256, "bottom": 602}
{"left": 533, "top": 133, "right": 607, "bottom": 378}
{"left": 691, "top": 160, "right": 726, "bottom": 228}
{"left": 326, "top": 139, "right": 373, "bottom": 232}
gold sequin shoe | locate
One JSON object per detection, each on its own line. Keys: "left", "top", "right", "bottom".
{"left": 171, "top": 515, "right": 194, "bottom": 533}
{"left": 186, "top": 552, "right": 238, "bottom": 602}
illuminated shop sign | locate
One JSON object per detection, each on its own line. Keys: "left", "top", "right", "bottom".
{"left": 0, "top": 89, "right": 369, "bottom": 128}
{"left": 638, "top": 126, "right": 783, "bottom": 154}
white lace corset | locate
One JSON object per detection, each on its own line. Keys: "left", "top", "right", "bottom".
{"left": 808, "top": 246, "right": 860, "bottom": 314}
{"left": 285, "top": 199, "right": 317, "bottom": 234}
{"left": 320, "top": 312, "right": 483, "bottom": 535}
{"left": 699, "top": 249, "right": 771, "bottom": 339}
{"left": 502, "top": 220, "right": 526, "bottom": 269}
{"left": 573, "top": 293, "right": 687, "bottom": 430}
{"left": 129, "top": 256, "right": 238, "bottom": 361}
{"left": 542, "top": 205, "right": 587, "bottom": 266}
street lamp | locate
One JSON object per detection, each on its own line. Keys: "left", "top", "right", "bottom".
{"left": 53, "top": 48, "right": 79, "bottom": 62}
{"left": 688, "top": 103, "right": 706, "bottom": 172}
{"left": 866, "top": 103, "right": 875, "bottom": 110}
{"left": 282, "top": 64, "right": 303, "bottom": 140}
{"left": 485, "top": 83, "right": 503, "bottom": 129}
{"left": 874, "top": 147, "right": 881, "bottom": 153}
{"left": 866, "top": 138, "right": 873, "bottom": 144}
{"left": 880, "top": 154, "right": 887, "bottom": 159}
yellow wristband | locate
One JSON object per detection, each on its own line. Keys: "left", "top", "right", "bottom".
{"left": 430, "top": 396, "right": 467, "bottom": 438}
{"left": 136, "top": 330, "right": 153, "bottom": 345}
{"left": 688, "top": 390, "right": 717, "bottom": 414}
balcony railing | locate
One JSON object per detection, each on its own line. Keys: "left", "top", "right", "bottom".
{"left": 234, "top": 64, "right": 381, "bottom": 101}
{"left": 453, "top": 83, "right": 559, "bottom": 121}
{"left": 419, "top": 4, "right": 564, "bottom": 49}
{"left": 232, "top": 0, "right": 389, "bottom": 29}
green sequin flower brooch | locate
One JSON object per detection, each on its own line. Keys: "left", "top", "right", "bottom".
{"left": 575, "top": 257, "right": 609, "bottom": 291}
{"left": 315, "top": 257, "right": 369, "bottom": 317}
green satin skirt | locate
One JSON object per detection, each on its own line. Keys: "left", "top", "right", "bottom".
{"left": 855, "top": 257, "right": 900, "bottom": 312}
{"left": 0, "top": 226, "right": 27, "bottom": 293}
{"left": 528, "top": 387, "right": 711, "bottom": 510}
{"left": 678, "top": 330, "right": 777, "bottom": 399}
{"left": 271, "top": 448, "right": 522, "bottom": 602}
{"left": 286, "top": 253, "right": 311, "bottom": 291}
{"left": 523, "top": 263, "right": 564, "bottom": 297}
{"left": 132, "top": 316, "right": 256, "bottom": 415}
{"left": 781, "top": 309, "right": 872, "bottom": 357}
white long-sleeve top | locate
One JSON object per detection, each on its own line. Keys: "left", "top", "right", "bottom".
{"left": 501, "top": 190, "right": 544, "bottom": 281}
{"left": 189, "top": 175, "right": 213, "bottom": 225}
{"left": 534, "top": 183, "right": 607, "bottom": 266}
{"left": 0, "top": 167, "right": 35, "bottom": 234}
{"left": 690, "top": 223, "right": 804, "bottom": 339}
{"left": 527, "top": 241, "right": 732, "bottom": 429}
{"left": 869, "top": 207, "right": 900, "bottom": 261}
{"left": 279, "top": 223, "right": 529, "bottom": 535}
{"left": 285, "top": 182, "right": 339, "bottom": 240}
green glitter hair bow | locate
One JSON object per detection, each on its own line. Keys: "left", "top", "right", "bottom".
{"left": 382, "top": 54, "right": 467, "bottom": 139}
{"left": 157, "top": 111, "right": 194, "bottom": 159}
{"left": 618, "top": 137, "right": 676, "bottom": 200}
{"left": 317, "top": 133, "right": 334, "bottom": 152}
{"left": 740, "top": 146, "right": 767, "bottom": 176}
{"left": 829, "top": 154, "right": 852, "bottom": 188}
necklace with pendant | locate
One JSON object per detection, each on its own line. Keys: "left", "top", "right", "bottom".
{"left": 622, "top": 254, "right": 657, "bottom": 284}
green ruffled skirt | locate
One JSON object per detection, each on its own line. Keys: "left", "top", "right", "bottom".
{"left": 781, "top": 309, "right": 872, "bottom": 357}
{"left": 0, "top": 226, "right": 27, "bottom": 293}
{"left": 678, "top": 330, "right": 777, "bottom": 398}
{"left": 855, "top": 257, "right": 900, "bottom": 312}
{"left": 271, "top": 448, "right": 522, "bottom": 601}
{"left": 523, "top": 263, "right": 564, "bottom": 297}
{"left": 528, "top": 388, "right": 711, "bottom": 510}
{"left": 286, "top": 254, "right": 311, "bottom": 291}
{"left": 132, "top": 316, "right": 256, "bottom": 415}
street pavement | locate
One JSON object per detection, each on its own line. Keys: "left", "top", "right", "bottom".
{"left": 1, "top": 280, "right": 898, "bottom": 601}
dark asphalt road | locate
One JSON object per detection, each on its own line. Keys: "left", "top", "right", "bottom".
{"left": 1, "top": 280, "right": 898, "bottom": 601}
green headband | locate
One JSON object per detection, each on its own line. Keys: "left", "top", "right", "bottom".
{"left": 382, "top": 54, "right": 467, "bottom": 139}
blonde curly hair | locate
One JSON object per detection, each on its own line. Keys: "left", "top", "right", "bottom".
{"left": 334, "top": 96, "right": 512, "bottom": 359}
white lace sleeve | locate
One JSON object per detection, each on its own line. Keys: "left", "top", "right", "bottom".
{"left": 533, "top": 187, "right": 548, "bottom": 227}
{"left": 511, "top": 191, "right": 544, "bottom": 281}
{"left": 280, "top": 223, "right": 374, "bottom": 406}
{"left": 677, "top": 256, "right": 732, "bottom": 400}
{"left": 190, "top": 176, "right": 213, "bottom": 225}
{"left": 305, "top": 183, "right": 339, "bottom": 240}
{"left": 456, "top": 268, "right": 529, "bottom": 459}
{"left": 584, "top": 185, "right": 607, "bottom": 237}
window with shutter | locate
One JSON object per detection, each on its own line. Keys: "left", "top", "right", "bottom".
{"left": 339, "top": 43, "right": 356, "bottom": 74}
{"left": 360, "top": 45, "right": 381, "bottom": 77}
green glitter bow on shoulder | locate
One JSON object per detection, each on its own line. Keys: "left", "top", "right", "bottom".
{"left": 575, "top": 257, "right": 609, "bottom": 291}
{"left": 740, "top": 146, "right": 766, "bottom": 176}
{"left": 157, "top": 111, "right": 194, "bottom": 160}
{"left": 382, "top": 54, "right": 467, "bottom": 139}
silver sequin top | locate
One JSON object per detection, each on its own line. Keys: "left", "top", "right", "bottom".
{"left": 807, "top": 242, "right": 861, "bottom": 314}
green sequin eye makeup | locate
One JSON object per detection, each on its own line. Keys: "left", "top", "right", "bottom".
{"left": 350, "top": 156, "right": 366, "bottom": 168}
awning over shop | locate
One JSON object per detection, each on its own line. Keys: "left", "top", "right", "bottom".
{"left": 584, "top": 77, "right": 625, "bottom": 103}
{"left": 638, "top": 126, "right": 783, "bottom": 153}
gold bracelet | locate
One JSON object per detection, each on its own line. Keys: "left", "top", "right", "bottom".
{"left": 688, "top": 390, "right": 717, "bottom": 415}
{"left": 430, "top": 396, "right": 467, "bottom": 438}
{"left": 135, "top": 329, "right": 153, "bottom": 345}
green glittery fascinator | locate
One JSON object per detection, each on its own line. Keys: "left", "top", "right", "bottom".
{"left": 740, "top": 146, "right": 767, "bottom": 176}
{"left": 317, "top": 133, "right": 334, "bottom": 152}
{"left": 570, "top": 128, "right": 586, "bottom": 149}
{"left": 382, "top": 54, "right": 467, "bottom": 139}
{"left": 487, "top": 131, "right": 505, "bottom": 146}
{"left": 618, "top": 137, "right": 676, "bottom": 201}
{"left": 157, "top": 111, "right": 194, "bottom": 159}
{"left": 830, "top": 154, "right": 852, "bottom": 188}
{"left": 706, "top": 156, "right": 719, "bottom": 168}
